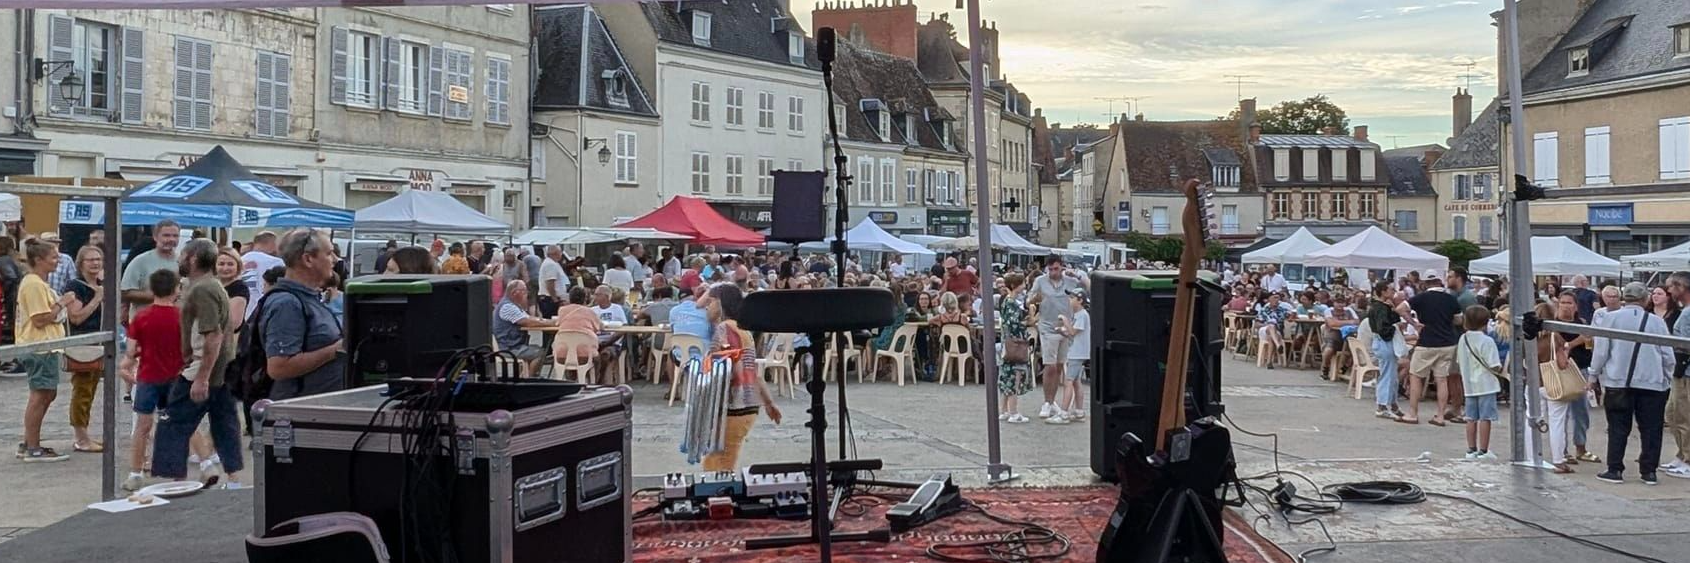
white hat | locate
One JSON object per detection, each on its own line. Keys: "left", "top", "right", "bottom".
{"left": 1422, "top": 269, "right": 1442, "bottom": 281}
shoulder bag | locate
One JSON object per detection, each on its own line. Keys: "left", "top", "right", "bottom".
{"left": 1601, "top": 311, "right": 1651, "bottom": 411}
{"left": 1539, "top": 333, "right": 1587, "bottom": 402}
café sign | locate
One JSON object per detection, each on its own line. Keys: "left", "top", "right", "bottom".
{"left": 1443, "top": 202, "right": 1496, "bottom": 213}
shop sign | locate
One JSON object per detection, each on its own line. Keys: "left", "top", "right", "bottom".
{"left": 349, "top": 182, "right": 401, "bottom": 193}
{"left": 407, "top": 169, "right": 437, "bottom": 191}
{"left": 735, "top": 208, "right": 772, "bottom": 224}
{"left": 1443, "top": 202, "right": 1496, "bottom": 213}
{"left": 448, "top": 85, "right": 470, "bottom": 104}
{"left": 446, "top": 186, "right": 488, "bottom": 196}
{"left": 1588, "top": 204, "right": 1633, "bottom": 226}
{"left": 867, "top": 211, "right": 898, "bottom": 224}
{"left": 175, "top": 153, "right": 201, "bottom": 168}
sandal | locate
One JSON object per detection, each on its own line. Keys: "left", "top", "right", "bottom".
{"left": 1577, "top": 452, "right": 1602, "bottom": 463}
{"left": 1553, "top": 464, "right": 1575, "bottom": 474}
{"left": 1428, "top": 418, "right": 1447, "bottom": 427}
{"left": 1564, "top": 456, "right": 1579, "bottom": 466}
{"left": 1445, "top": 415, "right": 1468, "bottom": 424}
{"left": 73, "top": 441, "right": 104, "bottom": 453}
{"left": 1394, "top": 416, "right": 1420, "bottom": 425}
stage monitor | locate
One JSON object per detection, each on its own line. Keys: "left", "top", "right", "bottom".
{"left": 344, "top": 275, "right": 490, "bottom": 387}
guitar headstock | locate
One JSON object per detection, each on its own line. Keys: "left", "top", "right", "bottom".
{"left": 1179, "top": 179, "right": 1217, "bottom": 255}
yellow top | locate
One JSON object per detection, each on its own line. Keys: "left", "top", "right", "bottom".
{"left": 15, "top": 273, "right": 65, "bottom": 344}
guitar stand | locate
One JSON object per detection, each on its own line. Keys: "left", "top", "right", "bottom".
{"left": 1131, "top": 488, "right": 1228, "bottom": 563}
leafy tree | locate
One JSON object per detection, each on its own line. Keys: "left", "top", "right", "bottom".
{"left": 1228, "top": 94, "right": 1350, "bottom": 135}
{"left": 1118, "top": 231, "right": 1225, "bottom": 264}
{"left": 1433, "top": 239, "right": 1482, "bottom": 270}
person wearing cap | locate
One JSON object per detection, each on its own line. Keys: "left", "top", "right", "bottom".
{"left": 1029, "top": 254, "right": 1088, "bottom": 422}
{"left": 1404, "top": 269, "right": 1462, "bottom": 426}
{"left": 1590, "top": 282, "right": 1676, "bottom": 485}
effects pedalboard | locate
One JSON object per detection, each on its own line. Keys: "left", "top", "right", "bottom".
{"left": 660, "top": 469, "right": 812, "bottom": 521}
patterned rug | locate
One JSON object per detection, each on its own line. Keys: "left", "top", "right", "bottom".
{"left": 632, "top": 485, "right": 1292, "bottom": 563}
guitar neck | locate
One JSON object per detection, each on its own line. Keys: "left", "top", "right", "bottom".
{"left": 1154, "top": 181, "right": 1208, "bottom": 452}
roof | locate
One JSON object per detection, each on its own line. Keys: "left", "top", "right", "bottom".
{"left": 1384, "top": 156, "right": 1436, "bottom": 197}
{"left": 1257, "top": 134, "right": 1379, "bottom": 149}
{"left": 1121, "top": 120, "right": 1257, "bottom": 194}
{"left": 534, "top": 6, "right": 657, "bottom": 116}
{"left": 1051, "top": 126, "right": 1111, "bottom": 152}
{"left": 1431, "top": 98, "right": 1502, "bottom": 171}
{"left": 916, "top": 18, "right": 967, "bottom": 84}
{"left": 639, "top": 0, "right": 820, "bottom": 71}
{"left": 617, "top": 195, "right": 765, "bottom": 246}
{"left": 1522, "top": 0, "right": 1690, "bottom": 96}
{"left": 1381, "top": 144, "right": 1446, "bottom": 161}
{"left": 828, "top": 41, "right": 963, "bottom": 153}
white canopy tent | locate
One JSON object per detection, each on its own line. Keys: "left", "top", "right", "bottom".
{"left": 0, "top": 193, "right": 19, "bottom": 222}
{"left": 930, "top": 225, "right": 1048, "bottom": 255}
{"left": 798, "top": 219, "right": 934, "bottom": 255}
{"left": 899, "top": 234, "right": 953, "bottom": 249}
{"left": 1304, "top": 226, "right": 1449, "bottom": 272}
{"left": 1621, "top": 241, "right": 1690, "bottom": 273}
{"left": 352, "top": 189, "right": 511, "bottom": 236}
{"left": 1241, "top": 227, "right": 1330, "bottom": 264}
{"left": 1471, "top": 236, "right": 1623, "bottom": 277}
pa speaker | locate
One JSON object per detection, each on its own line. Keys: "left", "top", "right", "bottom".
{"left": 770, "top": 170, "right": 826, "bottom": 244}
{"left": 1088, "top": 270, "right": 1224, "bottom": 478}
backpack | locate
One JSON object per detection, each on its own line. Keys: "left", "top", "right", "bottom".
{"left": 228, "top": 285, "right": 320, "bottom": 404}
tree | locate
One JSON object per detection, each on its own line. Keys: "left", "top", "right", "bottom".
{"left": 1229, "top": 94, "right": 1350, "bottom": 135}
{"left": 1119, "top": 232, "right": 1226, "bottom": 264}
{"left": 1433, "top": 239, "right": 1482, "bottom": 270}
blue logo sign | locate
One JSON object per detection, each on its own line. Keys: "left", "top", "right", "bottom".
{"left": 235, "top": 207, "right": 264, "bottom": 227}
{"left": 231, "top": 179, "right": 297, "bottom": 205}
{"left": 61, "top": 202, "right": 93, "bottom": 222}
{"left": 133, "top": 175, "right": 212, "bottom": 199}
{"left": 1588, "top": 204, "right": 1633, "bottom": 226}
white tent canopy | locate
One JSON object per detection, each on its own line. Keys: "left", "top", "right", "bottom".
{"left": 0, "top": 193, "right": 19, "bottom": 222}
{"left": 899, "top": 234, "right": 952, "bottom": 249}
{"left": 1621, "top": 241, "right": 1690, "bottom": 273}
{"left": 513, "top": 227, "right": 689, "bottom": 246}
{"left": 1304, "top": 226, "right": 1449, "bottom": 272}
{"left": 1242, "top": 227, "right": 1330, "bottom": 264}
{"left": 930, "top": 225, "right": 1048, "bottom": 255}
{"left": 353, "top": 189, "right": 511, "bottom": 236}
{"left": 1471, "top": 236, "right": 1623, "bottom": 277}
{"left": 798, "top": 219, "right": 934, "bottom": 255}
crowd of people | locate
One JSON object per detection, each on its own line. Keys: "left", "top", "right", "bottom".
{"left": 1224, "top": 262, "right": 1690, "bottom": 486}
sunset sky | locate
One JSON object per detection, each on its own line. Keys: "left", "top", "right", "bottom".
{"left": 795, "top": 0, "right": 1503, "bottom": 148}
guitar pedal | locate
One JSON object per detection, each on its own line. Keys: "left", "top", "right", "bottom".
{"left": 662, "top": 472, "right": 693, "bottom": 501}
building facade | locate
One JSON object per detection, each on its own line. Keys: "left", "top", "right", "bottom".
{"left": 1428, "top": 94, "right": 1503, "bottom": 250}
{"left": 1504, "top": 0, "right": 1690, "bottom": 257}
{"left": 1104, "top": 111, "right": 1263, "bottom": 244}
{"left": 1253, "top": 130, "right": 1389, "bottom": 240}
{"left": 1383, "top": 156, "right": 1440, "bottom": 247}
{"left": 597, "top": 0, "right": 823, "bottom": 233}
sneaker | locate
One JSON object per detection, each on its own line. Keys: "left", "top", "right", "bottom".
{"left": 1045, "top": 414, "right": 1071, "bottom": 425}
{"left": 1038, "top": 403, "right": 1054, "bottom": 418}
{"left": 1662, "top": 459, "right": 1689, "bottom": 472}
{"left": 1007, "top": 414, "right": 1030, "bottom": 424}
{"left": 222, "top": 481, "right": 247, "bottom": 490}
{"left": 122, "top": 393, "right": 132, "bottom": 403}
{"left": 14, "top": 442, "right": 24, "bottom": 459}
{"left": 997, "top": 413, "right": 1011, "bottom": 421}
{"left": 1068, "top": 410, "right": 1086, "bottom": 421}
{"left": 1375, "top": 408, "right": 1393, "bottom": 419}
{"left": 1463, "top": 451, "right": 1480, "bottom": 460}
{"left": 1641, "top": 473, "right": 1659, "bottom": 486}
{"left": 1662, "top": 465, "right": 1690, "bottom": 479}
{"left": 1596, "top": 471, "right": 1624, "bottom": 484}
{"left": 21, "top": 447, "right": 69, "bottom": 463}
{"left": 122, "top": 472, "right": 145, "bottom": 492}
{"left": 1476, "top": 451, "right": 1498, "bottom": 461}
{"left": 200, "top": 460, "right": 225, "bottom": 485}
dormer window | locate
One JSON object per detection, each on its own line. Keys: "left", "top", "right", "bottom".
{"left": 1569, "top": 48, "right": 1590, "bottom": 76}
{"left": 1675, "top": 25, "right": 1690, "bottom": 57}
{"left": 861, "top": 99, "right": 886, "bottom": 140}
{"left": 788, "top": 33, "right": 805, "bottom": 65}
{"left": 1212, "top": 165, "right": 1240, "bottom": 188}
{"left": 691, "top": 11, "right": 712, "bottom": 46}
{"left": 601, "top": 70, "right": 629, "bottom": 108}
{"left": 903, "top": 114, "right": 918, "bottom": 146}
{"left": 832, "top": 103, "right": 846, "bottom": 130}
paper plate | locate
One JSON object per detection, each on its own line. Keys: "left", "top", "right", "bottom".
{"left": 138, "top": 481, "right": 204, "bottom": 498}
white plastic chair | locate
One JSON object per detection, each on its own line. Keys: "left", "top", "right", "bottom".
{"left": 822, "top": 332, "right": 861, "bottom": 383}
{"left": 666, "top": 334, "right": 708, "bottom": 407}
{"left": 937, "top": 324, "right": 975, "bottom": 386}
{"left": 873, "top": 324, "right": 921, "bottom": 386}
{"left": 552, "top": 332, "right": 598, "bottom": 384}
{"left": 757, "top": 333, "right": 798, "bottom": 398}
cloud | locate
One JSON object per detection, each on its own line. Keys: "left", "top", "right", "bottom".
{"left": 1137, "top": 4, "right": 1168, "bottom": 11}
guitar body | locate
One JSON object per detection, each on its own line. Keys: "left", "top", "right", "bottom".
{"left": 1096, "top": 179, "right": 1236, "bottom": 563}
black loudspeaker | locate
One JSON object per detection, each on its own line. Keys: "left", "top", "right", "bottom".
{"left": 770, "top": 170, "right": 827, "bottom": 244}
{"left": 1088, "top": 270, "right": 1225, "bottom": 479}
{"left": 343, "top": 275, "right": 491, "bottom": 388}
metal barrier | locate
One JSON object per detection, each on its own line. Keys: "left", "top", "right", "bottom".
{"left": 0, "top": 333, "right": 116, "bottom": 361}
{"left": 1541, "top": 320, "right": 1690, "bottom": 351}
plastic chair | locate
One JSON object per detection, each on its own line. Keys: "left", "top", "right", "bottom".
{"left": 757, "top": 333, "right": 798, "bottom": 398}
{"left": 1345, "top": 336, "right": 1381, "bottom": 400}
{"left": 552, "top": 332, "right": 598, "bottom": 384}
{"left": 873, "top": 324, "right": 921, "bottom": 386}
{"left": 648, "top": 328, "right": 675, "bottom": 387}
{"left": 666, "top": 334, "right": 707, "bottom": 407}
{"left": 822, "top": 332, "right": 861, "bottom": 383}
{"left": 937, "top": 324, "right": 975, "bottom": 386}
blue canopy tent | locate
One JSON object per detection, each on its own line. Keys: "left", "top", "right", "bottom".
{"left": 110, "top": 145, "right": 353, "bottom": 228}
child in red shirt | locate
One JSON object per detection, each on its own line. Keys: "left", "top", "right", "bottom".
{"left": 120, "top": 269, "right": 183, "bottom": 491}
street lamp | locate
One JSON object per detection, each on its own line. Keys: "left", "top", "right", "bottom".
{"left": 34, "top": 59, "right": 84, "bottom": 105}
{"left": 584, "top": 137, "right": 611, "bottom": 165}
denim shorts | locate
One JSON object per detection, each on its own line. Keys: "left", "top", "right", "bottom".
{"left": 1064, "top": 359, "right": 1087, "bottom": 381}
{"left": 132, "top": 381, "right": 173, "bottom": 415}
{"left": 1464, "top": 393, "right": 1500, "bottom": 422}
{"left": 23, "top": 352, "right": 61, "bottom": 391}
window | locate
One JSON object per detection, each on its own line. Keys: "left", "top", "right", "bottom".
{"left": 924, "top": 169, "right": 936, "bottom": 201}
{"left": 690, "top": 152, "right": 710, "bottom": 194}
{"left": 1359, "top": 149, "right": 1376, "bottom": 181}
{"left": 904, "top": 115, "right": 918, "bottom": 146}
{"left": 905, "top": 168, "right": 918, "bottom": 203}
{"left": 1212, "top": 165, "right": 1239, "bottom": 187}
{"left": 1584, "top": 126, "right": 1611, "bottom": 185}
{"left": 691, "top": 11, "right": 712, "bottom": 46}
{"left": 1569, "top": 48, "right": 1590, "bottom": 76}
{"left": 389, "top": 40, "right": 425, "bottom": 113}
{"left": 757, "top": 91, "right": 775, "bottom": 129}
{"left": 690, "top": 81, "right": 711, "bottom": 123}
{"left": 935, "top": 171, "right": 948, "bottom": 204}
{"left": 1272, "top": 149, "right": 1290, "bottom": 181}
{"left": 1359, "top": 192, "right": 1377, "bottom": 219}
{"left": 1453, "top": 215, "right": 1467, "bottom": 240}
{"left": 602, "top": 70, "right": 629, "bottom": 108}
{"left": 1662, "top": 117, "right": 1690, "bottom": 180}
{"left": 1479, "top": 216, "right": 1494, "bottom": 244}
{"left": 443, "top": 47, "right": 474, "bottom": 120}
{"left": 1221, "top": 205, "right": 1239, "bottom": 235}
{"left": 880, "top": 160, "right": 894, "bottom": 203}
{"left": 949, "top": 172, "right": 961, "bottom": 204}
{"left": 1472, "top": 174, "right": 1490, "bottom": 201}
{"left": 788, "top": 159, "right": 804, "bottom": 173}
{"left": 758, "top": 158, "right": 775, "bottom": 196}
{"left": 1150, "top": 207, "right": 1169, "bottom": 235}
{"left": 48, "top": 17, "right": 135, "bottom": 119}
{"left": 1455, "top": 174, "right": 1472, "bottom": 200}
{"left": 877, "top": 111, "right": 890, "bottom": 142}
{"left": 787, "top": 95, "right": 805, "bottom": 133}
{"left": 725, "top": 155, "right": 745, "bottom": 195}
{"left": 503, "top": 191, "right": 520, "bottom": 209}
{"left": 858, "top": 158, "right": 874, "bottom": 203}
{"left": 1271, "top": 192, "right": 1290, "bottom": 219}
{"left": 1301, "top": 149, "right": 1319, "bottom": 181}
{"left": 255, "top": 51, "right": 292, "bottom": 137}
{"left": 725, "top": 87, "right": 744, "bottom": 127}
{"left": 1331, "top": 192, "right": 1349, "bottom": 219}
{"left": 615, "top": 131, "right": 637, "bottom": 184}
{"left": 486, "top": 56, "right": 510, "bottom": 125}
{"left": 1394, "top": 209, "right": 1418, "bottom": 231}
{"left": 1677, "top": 26, "right": 1690, "bottom": 57}
{"left": 1331, "top": 149, "right": 1348, "bottom": 181}
{"left": 1533, "top": 132, "right": 1559, "bottom": 186}
{"left": 788, "top": 33, "right": 805, "bottom": 65}
{"left": 173, "top": 36, "right": 213, "bottom": 130}
{"left": 1301, "top": 192, "right": 1321, "bottom": 219}
{"left": 340, "top": 29, "right": 379, "bottom": 107}
{"left": 832, "top": 103, "right": 846, "bottom": 130}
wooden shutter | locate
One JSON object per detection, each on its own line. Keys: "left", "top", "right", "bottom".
{"left": 329, "top": 26, "right": 347, "bottom": 104}
{"left": 381, "top": 36, "right": 400, "bottom": 109}
{"left": 427, "top": 46, "right": 444, "bottom": 116}
{"left": 193, "top": 39, "right": 212, "bottom": 130}
{"left": 173, "top": 37, "right": 194, "bottom": 129}
{"left": 120, "top": 27, "right": 145, "bottom": 124}
{"left": 272, "top": 54, "right": 290, "bottom": 136}
{"left": 47, "top": 15, "right": 74, "bottom": 115}
{"left": 254, "top": 51, "right": 273, "bottom": 137}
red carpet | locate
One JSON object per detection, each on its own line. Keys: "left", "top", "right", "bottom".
{"left": 632, "top": 485, "right": 1292, "bottom": 563}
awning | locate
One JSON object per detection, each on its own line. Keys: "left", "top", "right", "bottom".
{"left": 616, "top": 195, "right": 765, "bottom": 247}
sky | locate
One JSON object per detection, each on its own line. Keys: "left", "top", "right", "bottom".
{"left": 794, "top": 0, "right": 1503, "bottom": 149}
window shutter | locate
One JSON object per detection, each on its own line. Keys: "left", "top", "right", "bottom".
{"left": 330, "top": 27, "right": 348, "bottom": 104}
{"left": 47, "top": 16, "right": 74, "bottom": 115}
{"left": 486, "top": 58, "right": 499, "bottom": 124}
{"left": 173, "top": 37, "right": 194, "bottom": 129}
{"left": 427, "top": 46, "right": 444, "bottom": 116}
{"left": 382, "top": 36, "right": 400, "bottom": 109}
{"left": 254, "top": 51, "right": 273, "bottom": 137}
{"left": 120, "top": 27, "right": 145, "bottom": 124}
{"left": 272, "top": 54, "right": 291, "bottom": 137}
{"left": 193, "top": 39, "right": 212, "bottom": 130}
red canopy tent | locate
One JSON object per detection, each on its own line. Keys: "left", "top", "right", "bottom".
{"left": 617, "top": 195, "right": 766, "bottom": 247}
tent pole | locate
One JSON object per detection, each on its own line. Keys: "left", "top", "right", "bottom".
{"left": 1500, "top": 0, "right": 1545, "bottom": 467}
{"left": 100, "top": 197, "right": 120, "bottom": 501}
{"left": 966, "top": 0, "right": 1010, "bottom": 483}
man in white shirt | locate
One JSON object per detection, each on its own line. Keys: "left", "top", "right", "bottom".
{"left": 1260, "top": 265, "right": 1287, "bottom": 294}
{"left": 889, "top": 255, "right": 907, "bottom": 278}
{"left": 240, "top": 231, "right": 285, "bottom": 319}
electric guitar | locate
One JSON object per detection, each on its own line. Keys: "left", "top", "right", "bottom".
{"left": 1097, "top": 179, "right": 1236, "bottom": 563}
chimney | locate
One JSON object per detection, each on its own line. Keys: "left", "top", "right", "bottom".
{"left": 1249, "top": 124, "right": 1261, "bottom": 143}
{"left": 1452, "top": 87, "right": 1473, "bottom": 141}
{"left": 1321, "top": 126, "right": 1338, "bottom": 136}
{"left": 1238, "top": 98, "right": 1257, "bottom": 144}
{"left": 810, "top": 0, "right": 919, "bottom": 58}
{"left": 1422, "top": 149, "right": 1443, "bottom": 177}
{"left": 1353, "top": 125, "right": 1369, "bottom": 142}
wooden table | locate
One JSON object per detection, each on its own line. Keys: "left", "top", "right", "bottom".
{"left": 1290, "top": 317, "right": 1327, "bottom": 369}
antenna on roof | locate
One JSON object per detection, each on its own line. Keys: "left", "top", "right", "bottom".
{"left": 1382, "top": 135, "right": 1407, "bottom": 149}
{"left": 1094, "top": 96, "right": 1131, "bottom": 117}
{"left": 1453, "top": 59, "right": 1479, "bottom": 90}
{"left": 1223, "top": 74, "right": 1259, "bottom": 101}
